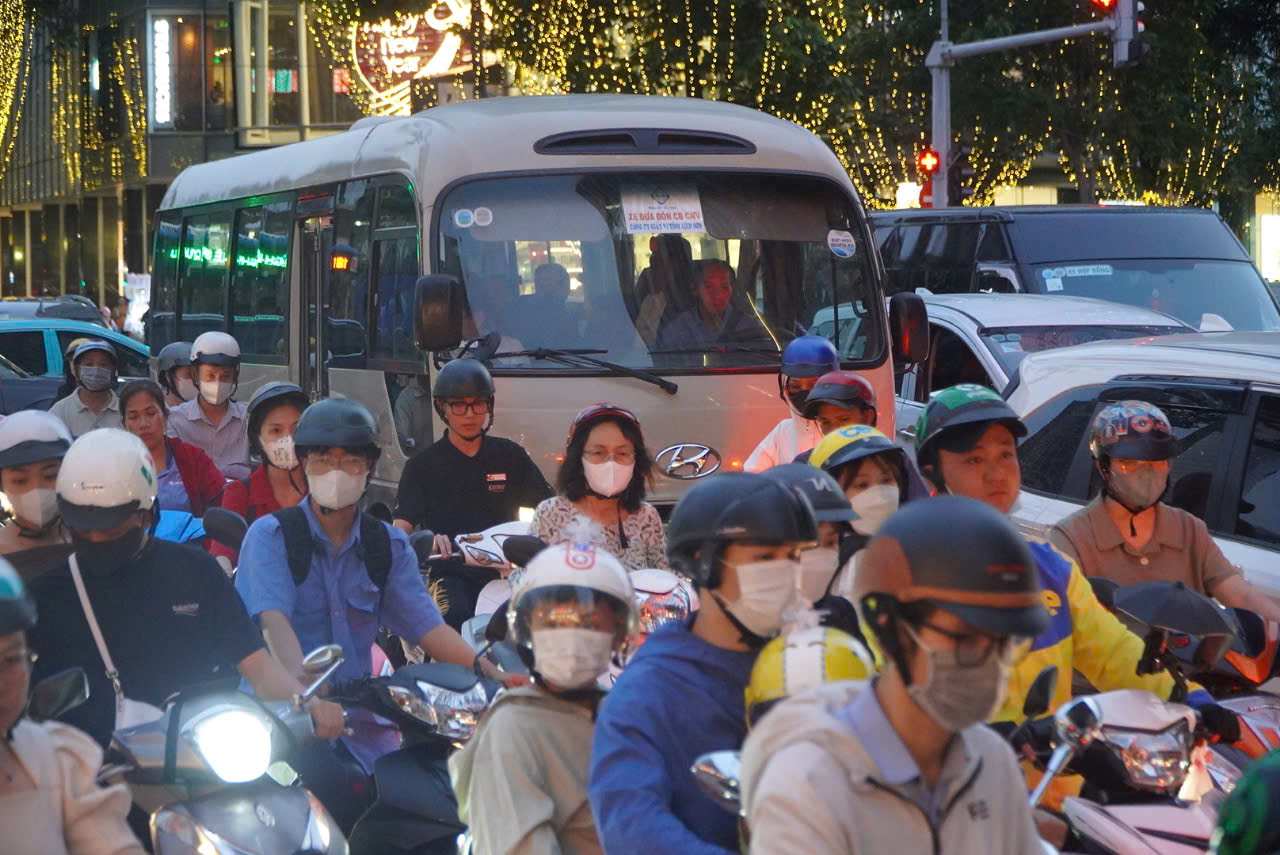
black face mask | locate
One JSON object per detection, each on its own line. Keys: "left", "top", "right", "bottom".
{"left": 786, "top": 389, "right": 810, "bottom": 413}
{"left": 72, "top": 526, "right": 148, "bottom": 577}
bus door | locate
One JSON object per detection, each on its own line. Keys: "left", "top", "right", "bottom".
{"left": 296, "top": 212, "right": 334, "bottom": 400}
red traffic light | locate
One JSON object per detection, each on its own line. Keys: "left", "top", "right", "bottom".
{"left": 1091, "top": 0, "right": 1117, "bottom": 11}
{"left": 917, "top": 147, "right": 941, "bottom": 176}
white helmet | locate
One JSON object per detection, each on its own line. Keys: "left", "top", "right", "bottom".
{"left": 55, "top": 429, "right": 157, "bottom": 530}
{"left": 190, "top": 331, "right": 241, "bottom": 367}
{"left": 0, "top": 411, "right": 73, "bottom": 469}
{"left": 508, "top": 541, "right": 636, "bottom": 647}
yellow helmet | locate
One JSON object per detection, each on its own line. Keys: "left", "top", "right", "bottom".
{"left": 744, "top": 625, "right": 874, "bottom": 727}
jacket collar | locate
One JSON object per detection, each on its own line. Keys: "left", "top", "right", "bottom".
{"left": 1086, "top": 494, "right": 1184, "bottom": 551}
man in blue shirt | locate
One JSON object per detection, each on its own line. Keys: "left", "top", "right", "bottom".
{"left": 235, "top": 397, "right": 480, "bottom": 830}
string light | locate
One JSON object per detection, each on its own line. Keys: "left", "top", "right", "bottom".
{"left": 0, "top": 0, "right": 32, "bottom": 186}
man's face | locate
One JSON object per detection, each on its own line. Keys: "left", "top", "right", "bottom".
{"left": 697, "top": 268, "right": 733, "bottom": 317}
{"left": 77, "top": 351, "right": 113, "bottom": 374}
{"left": 815, "top": 402, "right": 873, "bottom": 435}
{"left": 442, "top": 396, "right": 490, "bottom": 439}
{"left": 935, "top": 423, "right": 1021, "bottom": 514}
{"left": 197, "top": 363, "right": 236, "bottom": 385}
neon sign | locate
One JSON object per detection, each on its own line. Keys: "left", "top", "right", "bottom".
{"left": 351, "top": 1, "right": 474, "bottom": 115}
{"left": 152, "top": 19, "right": 172, "bottom": 126}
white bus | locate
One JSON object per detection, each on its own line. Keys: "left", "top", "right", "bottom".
{"left": 151, "top": 95, "right": 924, "bottom": 508}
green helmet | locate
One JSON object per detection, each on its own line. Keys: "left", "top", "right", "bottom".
{"left": 914, "top": 384, "right": 1027, "bottom": 470}
{"left": 1212, "top": 750, "right": 1280, "bottom": 855}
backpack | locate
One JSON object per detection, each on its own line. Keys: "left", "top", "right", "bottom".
{"left": 273, "top": 506, "right": 393, "bottom": 597}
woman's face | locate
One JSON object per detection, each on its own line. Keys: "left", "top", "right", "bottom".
{"left": 260, "top": 403, "right": 302, "bottom": 446}
{"left": 841, "top": 456, "right": 896, "bottom": 499}
{"left": 124, "top": 393, "right": 166, "bottom": 447}
{"left": 1, "top": 460, "right": 60, "bottom": 500}
{"left": 582, "top": 421, "right": 636, "bottom": 467}
{"left": 0, "top": 631, "right": 31, "bottom": 734}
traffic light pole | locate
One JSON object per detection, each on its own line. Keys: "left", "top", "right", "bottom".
{"left": 927, "top": 18, "right": 1116, "bottom": 207}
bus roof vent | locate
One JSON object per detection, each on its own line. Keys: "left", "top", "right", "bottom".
{"left": 534, "top": 128, "right": 756, "bottom": 156}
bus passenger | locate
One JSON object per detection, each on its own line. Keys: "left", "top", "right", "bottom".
{"left": 49, "top": 341, "right": 123, "bottom": 437}
{"left": 743, "top": 335, "right": 839, "bottom": 472}
{"left": 167, "top": 331, "right": 250, "bottom": 479}
{"left": 654, "top": 261, "right": 763, "bottom": 352}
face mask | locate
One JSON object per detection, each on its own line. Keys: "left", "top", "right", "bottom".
{"left": 583, "top": 459, "right": 634, "bottom": 498}
{"left": 199, "top": 380, "right": 233, "bottom": 406}
{"left": 849, "top": 484, "right": 901, "bottom": 536}
{"left": 308, "top": 469, "right": 367, "bottom": 511}
{"left": 263, "top": 435, "right": 298, "bottom": 470}
{"left": 797, "top": 547, "right": 838, "bottom": 605}
{"left": 1107, "top": 468, "right": 1168, "bottom": 515}
{"left": 786, "top": 389, "right": 810, "bottom": 414}
{"left": 904, "top": 625, "right": 1010, "bottom": 732}
{"left": 531, "top": 628, "right": 614, "bottom": 689}
{"left": 78, "top": 365, "right": 113, "bottom": 393}
{"left": 719, "top": 558, "right": 799, "bottom": 640}
{"left": 71, "top": 526, "right": 148, "bottom": 577}
{"left": 10, "top": 487, "right": 59, "bottom": 530}
{"left": 175, "top": 376, "right": 198, "bottom": 402}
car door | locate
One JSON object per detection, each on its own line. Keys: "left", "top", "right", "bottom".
{"left": 895, "top": 317, "right": 1004, "bottom": 448}
{"left": 1221, "top": 386, "right": 1280, "bottom": 596}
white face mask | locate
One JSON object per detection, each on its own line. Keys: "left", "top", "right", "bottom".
{"left": 849, "top": 484, "right": 900, "bottom": 535}
{"left": 10, "top": 487, "right": 59, "bottom": 530}
{"left": 720, "top": 558, "right": 799, "bottom": 639}
{"left": 175, "top": 376, "right": 198, "bottom": 402}
{"left": 583, "top": 459, "right": 634, "bottom": 497}
{"left": 199, "top": 379, "right": 233, "bottom": 406}
{"left": 263, "top": 435, "right": 298, "bottom": 469}
{"left": 797, "top": 546, "right": 838, "bottom": 605}
{"left": 307, "top": 469, "right": 367, "bottom": 510}
{"left": 531, "top": 628, "right": 614, "bottom": 689}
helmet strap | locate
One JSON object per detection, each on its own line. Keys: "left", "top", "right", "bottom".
{"left": 709, "top": 590, "right": 771, "bottom": 650}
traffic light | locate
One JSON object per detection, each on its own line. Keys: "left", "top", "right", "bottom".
{"left": 947, "top": 144, "right": 975, "bottom": 207}
{"left": 1093, "top": 0, "right": 1147, "bottom": 67}
{"left": 917, "top": 147, "right": 941, "bottom": 177}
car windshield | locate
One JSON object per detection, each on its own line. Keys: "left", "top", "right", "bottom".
{"left": 981, "top": 324, "right": 1188, "bottom": 376}
{"left": 1028, "top": 260, "right": 1280, "bottom": 332}
{"left": 436, "top": 172, "right": 882, "bottom": 370}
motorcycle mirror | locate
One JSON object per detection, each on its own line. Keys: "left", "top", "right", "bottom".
{"left": 1053, "top": 695, "right": 1102, "bottom": 751}
{"left": 302, "top": 644, "right": 344, "bottom": 673}
{"left": 502, "top": 535, "right": 547, "bottom": 568}
{"left": 27, "top": 668, "right": 90, "bottom": 722}
{"left": 691, "top": 751, "right": 743, "bottom": 815}
{"left": 409, "top": 530, "right": 436, "bottom": 565}
{"left": 203, "top": 507, "right": 249, "bottom": 551}
{"left": 1022, "top": 665, "right": 1058, "bottom": 719}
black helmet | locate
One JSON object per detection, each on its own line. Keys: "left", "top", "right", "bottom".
{"left": 1089, "top": 401, "right": 1178, "bottom": 463}
{"left": 433, "top": 359, "right": 494, "bottom": 402}
{"left": 293, "top": 398, "right": 381, "bottom": 463}
{"left": 914, "top": 384, "right": 1027, "bottom": 471}
{"left": 854, "top": 495, "right": 1047, "bottom": 641}
{"left": 247, "top": 382, "right": 309, "bottom": 456}
{"left": 0, "top": 557, "right": 35, "bottom": 635}
{"left": 763, "top": 463, "right": 857, "bottom": 525}
{"left": 666, "top": 473, "right": 764, "bottom": 578}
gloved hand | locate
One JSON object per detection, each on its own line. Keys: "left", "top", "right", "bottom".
{"left": 1199, "top": 703, "right": 1242, "bottom": 744}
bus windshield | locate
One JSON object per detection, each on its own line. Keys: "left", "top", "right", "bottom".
{"left": 436, "top": 172, "right": 882, "bottom": 370}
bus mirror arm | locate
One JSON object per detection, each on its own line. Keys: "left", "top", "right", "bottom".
{"left": 415, "top": 274, "right": 466, "bottom": 352}
{"left": 889, "top": 292, "right": 930, "bottom": 367}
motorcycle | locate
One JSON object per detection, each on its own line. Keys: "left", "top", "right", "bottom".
{"left": 99, "top": 644, "right": 349, "bottom": 854}
{"left": 329, "top": 661, "right": 501, "bottom": 855}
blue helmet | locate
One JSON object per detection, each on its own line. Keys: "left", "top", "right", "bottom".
{"left": 782, "top": 335, "right": 839, "bottom": 379}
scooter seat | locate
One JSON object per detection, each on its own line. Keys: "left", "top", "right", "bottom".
{"left": 394, "top": 662, "right": 479, "bottom": 693}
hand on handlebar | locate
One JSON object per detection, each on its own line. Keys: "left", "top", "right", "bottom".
{"left": 432, "top": 533, "right": 454, "bottom": 559}
{"left": 306, "top": 698, "right": 347, "bottom": 740}
{"left": 1199, "top": 703, "right": 1242, "bottom": 744}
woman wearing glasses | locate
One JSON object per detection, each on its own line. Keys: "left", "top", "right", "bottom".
{"left": 0, "top": 558, "right": 144, "bottom": 854}
{"left": 532, "top": 404, "right": 669, "bottom": 571}
{"left": 393, "top": 359, "right": 552, "bottom": 628}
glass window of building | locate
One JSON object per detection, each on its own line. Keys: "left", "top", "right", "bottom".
{"left": 206, "top": 16, "right": 233, "bottom": 130}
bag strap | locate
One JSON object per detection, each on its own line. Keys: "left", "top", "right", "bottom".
{"left": 359, "top": 513, "right": 392, "bottom": 594}
{"left": 273, "top": 506, "right": 314, "bottom": 586}
{"left": 68, "top": 554, "right": 123, "bottom": 701}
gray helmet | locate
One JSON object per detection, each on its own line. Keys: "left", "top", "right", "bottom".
{"left": 156, "top": 341, "right": 192, "bottom": 374}
{"left": 764, "top": 463, "right": 857, "bottom": 525}
{"left": 433, "top": 359, "right": 494, "bottom": 402}
{"left": 293, "top": 398, "right": 381, "bottom": 463}
{"left": 247, "top": 382, "right": 308, "bottom": 457}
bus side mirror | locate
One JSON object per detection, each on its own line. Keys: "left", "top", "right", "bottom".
{"left": 889, "top": 292, "right": 929, "bottom": 367}
{"left": 414, "top": 275, "right": 466, "bottom": 352}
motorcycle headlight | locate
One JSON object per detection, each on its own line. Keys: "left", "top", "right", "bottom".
{"left": 386, "top": 685, "right": 439, "bottom": 727}
{"left": 417, "top": 680, "right": 489, "bottom": 741}
{"left": 1101, "top": 720, "right": 1192, "bottom": 791}
{"left": 636, "top": 586, "right": 692, "bottom": 635}
{"left": 189, "top": 707, "right": 273, "bottom": 784}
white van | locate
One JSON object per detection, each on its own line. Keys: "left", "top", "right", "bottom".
{"left": 152, "top": 95, "right": 924, "bottom": 507}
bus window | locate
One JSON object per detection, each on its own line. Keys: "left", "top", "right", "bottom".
{"left": 149, "top": 215, "right": 182, "bottom": 347}
{"left": 370, "top": 236, "right": 419, "bottom": 363}
{"left": 178, "top": 212, "right": 232, "bottom": 340}
{"left": 329, "top": 179, "right": 373, "bottom": 368}
{"left": 377, "top": 184, "right": 417, "bottom": 229}
{"left": 230, "top": 201, "right": 292, "bottom": 363}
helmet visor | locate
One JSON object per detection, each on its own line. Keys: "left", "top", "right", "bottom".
{"left": 57, "top": 498, "right": 142, "bottom": 532}
{"left": 512, "top": 585, "right": 633, "bottom": 646}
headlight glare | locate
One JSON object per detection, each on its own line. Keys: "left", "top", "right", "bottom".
{"left": 1102, "top": 720, "right": 1191, "bottom": 791}
{"left": 386, "top": 685, "right": 439, "bottom": 727}
{"left": 190, "top": 708, "right": 273, "bottom": 784}
{"left": 417, "top": 681, "right": 488, "bottom": 741}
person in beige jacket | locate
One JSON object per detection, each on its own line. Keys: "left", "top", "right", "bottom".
{"left": 0, "top": 558, "right": 143, "bottom": 855}
{"left": 451, "top": 540, "right": 635, "bottom": 855}
{"left": 740, "top": 496, "right": 1049, "bottom": 854}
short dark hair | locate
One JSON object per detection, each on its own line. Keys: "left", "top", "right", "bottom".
{"left": 119, "top": 379, "right": 167, "bottom": 418}
{"left": 556, "top": 414, "right": 653, "bottom": 513}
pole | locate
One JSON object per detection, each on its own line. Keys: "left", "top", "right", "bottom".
{"left": 931, "top": 60, "right": 950, "bottom": 209}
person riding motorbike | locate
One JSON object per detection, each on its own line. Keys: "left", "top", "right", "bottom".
{"left": 452, "top": 541, "right": 636, "bottom": 855}
{"left": 154, "top": 341, "right": 195, "bottom": 408}
{"left": 234, "top": 397, "right": 491, "bottom": 830}
{"left": 798, "top": 370, "right": 878, "bottom": 444}
{"left": 394, "top": 358, "right": 552, "bottom": 627}
{"left": 119, "top": 380, "right": 225, "bottom": 516}
{"left": 744, "top": 335, "right": 839, "bottom": 472}
{"left": 167, "top": 331, "right": 250, "bottom": 479}
{"left": 24, "top": 428, "right": 343, "bottom": 751}
{"left": 744, "top": 625, "right": 874, "bottom": 729}
{"left": 1051, "top": 399, "right": 1280, "bottom": 622}
{"left": 0, "top": 557, "right": 145, "bottom": 855}
{"left": 0, "top": 411, "right": 73, "bottom": 560}
{"left": 589, "top": 473, "right": 818, "bottom": 855}
{"left": 49, "top": 341, "right": 123, "bottom": 437}
{"left": 740, "top": 496, "right": 1048, "bottom": 855}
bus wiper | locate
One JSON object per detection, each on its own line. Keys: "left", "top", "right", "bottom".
{"left": 494, "top": 347, "right": 678, "bottom": 395}
{"left": 649, "top": 344, "right": 782, "bottom": 357}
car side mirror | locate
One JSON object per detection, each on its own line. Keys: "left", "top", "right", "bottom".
{"left": 414, "top": 275, "right": 466, "bottom": 352}
{"left": 203, "top": 507, "right": 248, "bottom": 552}
{"left": 889, "top": 291, "right": 929, "bottom": 366}
{"left": 1022, "top": 665, "right": 1058, "bottom": 719}
{"left": 28, "top": 668, "right": 90, "bottom": 722}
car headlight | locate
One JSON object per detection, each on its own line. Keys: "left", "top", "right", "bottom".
{"left": 1101, "top": 720, "right": 1192, "bottom": 791}
{"left": 189, "top": 708, "right": 273, "bottom": 784}
{"left": 418, "top": 680, "right": 489, "bottom": 741}
{"left": 386, "top": 685, "right": 439, "bottom": 727}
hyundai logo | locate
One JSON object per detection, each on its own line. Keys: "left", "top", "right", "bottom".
{"left": 657, "top": 443, "right": 722, "bottom": 480}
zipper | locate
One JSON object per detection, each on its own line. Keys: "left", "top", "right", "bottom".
{"left": 864, "top": 756, "right": 985, "bottom": 855}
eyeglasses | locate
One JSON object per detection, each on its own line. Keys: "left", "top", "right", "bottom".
{"left": 584, "top": 448, "right": 636, "bottom": 465}
{"left": 443, "top": 399, "right": 491, "bottom": 416}
{"left": 905, "top": 621, "right": 1029, "bottom": 668}
{"left": 0, "top": 649, "right": 37, "bottom": 673}
{"left": 306, "top": 455, "right": 371, "bottom": 476}
{"left": 1111, "top": 458, "right": 1170, "bottom": 475}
